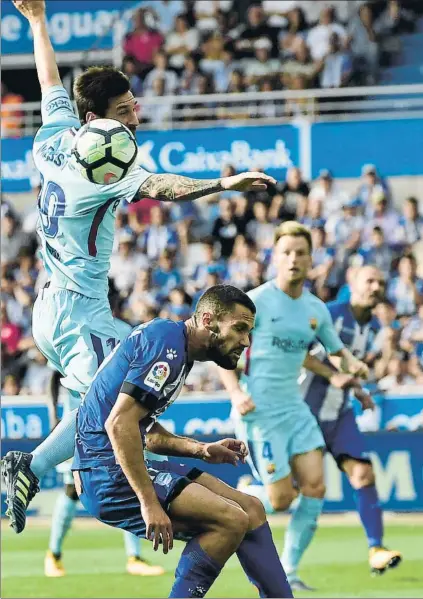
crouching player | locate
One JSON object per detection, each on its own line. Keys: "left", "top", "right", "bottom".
{"left": 303, "top": 266, "right": 402, "bottom": 575}
{"left": 72, "top": 285, "right": 293, "bottom": 598}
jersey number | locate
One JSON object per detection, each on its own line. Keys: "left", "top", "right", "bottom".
{"left": 91, "top": 334, "right": 118, "bottom": 368}
{"left": 39, "top": 181, "right": 66, "bottom": 238}
{"left": 262, "top": 442, "right": 273, "bottom": 460}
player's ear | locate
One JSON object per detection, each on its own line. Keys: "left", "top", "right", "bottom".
{"left": 86, "top": 112, "right": 97, "bottom": 123}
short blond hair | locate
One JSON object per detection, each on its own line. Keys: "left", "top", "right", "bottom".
{"left": 274, "top": 221, "right": 312, "bottom": 253}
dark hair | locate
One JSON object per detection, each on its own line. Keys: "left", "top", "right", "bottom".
{"left": 73, "top": 66, "right": 131, "bottom": 123}
{"left": 406, "top": 196, "right": 418, "bottom": 208}
{"left": 372, "top": 226, "right": 383, "bottom": 235}
{"left": 195, "top": 284, "right": 256, "bottom": 319}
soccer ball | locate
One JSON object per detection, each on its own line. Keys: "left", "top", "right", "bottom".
{"left": 71, "top": 119, "right": 138, "bottom": 185}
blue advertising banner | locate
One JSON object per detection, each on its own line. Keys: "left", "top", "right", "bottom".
{"left": 1, "top": 0, "right": 142, "bottom": 55}
{"left": 311, "top": 119, "right": 423, "bottom": 178}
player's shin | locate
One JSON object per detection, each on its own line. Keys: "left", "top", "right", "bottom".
{"left": 281, "top": 494, "right": 323, "bottom": 581}
{"left": 237, "top": 522, "right": 293, "bottom": 598}
{"left": 168, "top": 538, "right": 223, "bottom": 598}
{"left": 354, "top": 485, "right": 383, "bottom": 548}
{"left": 48, "top": 491, "right": 78, "bottom": 557}
{"left": 31, "top": 408, "right": 78, "bottom": 479}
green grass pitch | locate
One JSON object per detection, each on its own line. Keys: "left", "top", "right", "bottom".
{"left": 2, "top": 520, "right": 422, "bottom": 598}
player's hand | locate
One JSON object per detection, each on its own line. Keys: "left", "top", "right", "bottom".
{"left": 231, "top": 389, "right": 256, "bottom": 415}
{"left": 221, "top": 172, "right": 276, "bottom": 192}
{"left": 202, "top": 439, "right": 248, "bottom": 465}
{"left": 353, "top": 387, "right": 375, "bottom": 411}
{"left": 329, "top": 372, "right": 356, "bottom": 390}
{"left": 141, "top": 501, "right": 173, "bottom": 554}
{"left": 341, "top": 356, "right": 369, "bottom": 379}
{"left": 13, "top": 0, "right": 46, "bottom": 21}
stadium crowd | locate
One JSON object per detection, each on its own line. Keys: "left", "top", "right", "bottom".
{"left": 1, "top": 162, "right": 423, "bottom": 401}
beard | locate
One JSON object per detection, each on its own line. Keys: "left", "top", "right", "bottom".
{"left": 206, "top": 329, "right": 239, "bottom": 370}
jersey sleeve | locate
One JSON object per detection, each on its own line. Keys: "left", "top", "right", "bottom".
{"left": 34, "top": 86, "right": 80, "bottom": 149}
{"left": 120, "top": 327, "right": 183, "bottom": 410}
{"left": 316, "top": 303, "right": 344, "bottom": 355}
{"left": 105, "top": 164, "right": 153, "bottom": 204}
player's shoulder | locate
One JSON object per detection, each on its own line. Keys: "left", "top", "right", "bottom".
{"left": 247, "top": 280, "right": 275, "bottom": 305}
{"left": 129, "top": 318, "right": 186, "bottom": 355}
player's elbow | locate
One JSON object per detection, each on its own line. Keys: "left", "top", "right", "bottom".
{"left": 105, "top": 412, "right": 127, "bottom": 437}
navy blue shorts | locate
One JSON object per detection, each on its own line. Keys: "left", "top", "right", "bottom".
{"left": 319, "top": 409, "right": 371, "bottom": 469}
{"left": 75, "top": 459, "right": 203, "bottom": 539}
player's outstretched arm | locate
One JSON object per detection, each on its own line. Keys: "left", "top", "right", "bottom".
{"left": 13, "top": 1, "right": 61, "bottom": 92}
{"left": 138, "top": 172, "right": 276, "bottom": 203}
{"left": 218, "top": 368, "right": 256, "bottom": 415}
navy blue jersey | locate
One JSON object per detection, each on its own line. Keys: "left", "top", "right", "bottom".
{"left": 302, "top": 301, "right": 380, "bottom": 422}
{"left": 73, "top": 319, "right": 192, "bottom": 468}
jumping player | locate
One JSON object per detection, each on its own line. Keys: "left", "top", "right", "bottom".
{"left": 219, "top": 222, "right": 369, "bottom": 591}
{"left": 72, "top": 285, "right": 293, "bottom": 598}
{"left": 3, "top": 0, "right": 275, "bottom": 535}
{"left": 302, "top": 265, "right": 402, "bottom": 575}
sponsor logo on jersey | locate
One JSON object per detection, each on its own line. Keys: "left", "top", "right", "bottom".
{"left": 309, "top": 317, "right": 318, "bottom": 330}
{"left": 144, "top": 362, "right": 170, "bottom": 391}
{"left": 272, "top": 336, "right": 309, "bottom": 352}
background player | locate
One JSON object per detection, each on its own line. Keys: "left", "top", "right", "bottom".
{"left": 3, "top": 0, "right": 275, "bottom": 536}
{"left": 219, "top": 221, "right": 369, "bottom": 591}
{"left": 72, "top": 284, "right": 293, "bottom": 599}
{"left": 44, "top": 287, "right": 164, "bottom": 577}
{"left": 302, "top": 265, "right": 402, "bottom": 575}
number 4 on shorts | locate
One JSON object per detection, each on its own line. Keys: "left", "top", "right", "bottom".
{"left": 262, "top": 441, "right": 273, "bottom": 460}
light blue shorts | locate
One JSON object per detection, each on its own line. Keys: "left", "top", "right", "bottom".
{"left": 32, "top": 285, "right": 119, "bottom": 396}
{"left": 234, "top": 403, "right": 324, "bottom": 485}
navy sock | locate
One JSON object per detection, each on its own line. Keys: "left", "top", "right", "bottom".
{"left": 354, "top": 485, "right": 383, "bottom": 548}
{"left": 237, "top": 522, "right": 293, "bottom": 598}
{"left": 168, "top": 539, "right": 222, "bottom": 598}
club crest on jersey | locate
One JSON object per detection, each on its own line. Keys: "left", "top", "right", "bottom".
{"left": 309, "top": 317, "right": 318, "bottom": 330}
{"left": 166, "top": 349, "right": 177, "bottom": 360}
{"left": 144, "top": 361, "right": 170, "bottom": 391}
{"left": 266, "top": 463, "right": 276, "bottom": 474}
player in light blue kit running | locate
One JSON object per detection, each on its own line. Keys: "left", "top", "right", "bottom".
{"left": 3, "top": 0, "right": 275, "bottom": 537}
{"left": 219, "top": 222, "right": 369, "bottom": 591}
{"left": 302, "top": 265, "right": 402, "bottom": 575}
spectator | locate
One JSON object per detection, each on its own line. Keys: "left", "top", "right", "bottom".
{"left": 165, "top": 15, "right": 200, "bottom": 70}
{"left": 246, "top": 201, "right": 275, "bottom": 251}
{"left": 143, "top": 77, "right": 173, "bottom": 125}
{"left": 316, "top": 32, "right": 353, "bottom": 88}
{"left": 127, "top": 196, "right": 161, "bottom": 236}
{"left": 245, "top": 259, "right": 266, "bottom": 291}
{"left": 127, "top": 269, "right": 159, "bottom": 324}
{"left": 152, "top": 249, "right": 183, "bottom": 301}
{"left": 123, "top": 8, "right": 164, "bottom": 75}
{"left": 242, "top": 38, "right": 280, "bottom": 89}
{"left": 1, "top": 301, "right": 22, "bottom": 357}
{"left": 408, "top": 342, "right": 423, "bottom": 383}
{"left": 194, "top": 0, "right": 234, "bottom": 32}
{"left": 378, "top": 355, "right": 416, "bottom": 391}
{"left": 143, "top": 50, "right": 179, "bottom": 94}
{"left": 109, "top": 231, "right": 149, "bottom": 296}
{"left": 1, "top": 211, "right": 32, "bottom": 266}
{"left": 143, "top": 0, "right": 185, "bottom": 34}
{"left": 179, "top": 54, "right": 203, "bottom": 95}
{"left": 308, "top": 227, "right": 337, "bottom": 300}
{"left": 396, "top": 197, "right": 423, "bottom": 247}
{"left": 232, "top": 194, "right": 254, "bottom": 233}
{"left": 280, "top": 39, "right": 317, "bottom": 89}
{"left": 327, "top": 198, "right": 364, "bottom": 263}
{"left": 212, "top": 198, "right": 243, "bottom": 258}
{"left": 309, "top": 169, "right": 348, "bottom": 220}
{"left": 1, "top": 82, "right": 24, "bottom": 138}
{"left": 226, "top": 235, "right": 257, "bottom": 290}
{"left": 2, "top": 374, "right": 21, "bottom": 396}
{"left": 300, "top": 195, "right": 326, "bottom": 229}
{"left": 400, "top": 304, "right": 423, "bottom": 353}
{"left": 358, "top": 226, "right": 394, "bottom": 279}
{"left": 234, "top": 4, "right": 279, "bottom": 59}
{"left": 284, "top": 74, "right": 317, "bottom": 116}
{"left": 162, "top": 287, "right": 192, "bottom": 321}
{"left": 269, "top": 167, "right": 310, "bottom": 222}
{"left": 210, "top": 47, "right": 237, "bottom": 92}
{"left": 192, "top": 271, "right": 221, "bottom": 309}
{"left": 121, "top": 56, "right": 143, "bottom": 96}
{"left": 347, "top": 3, "right": 379, "bottom": 83}
{"left": 372, "top": 299, "right": 401, "bottom": 354}
{"left": 307, "top": 5, "right": 347, "bottom": 61}
{"left": 357, "top": 164, "right": 391, "bottom": 211}
{"left": 140, "top": 205, "right": 179, "bottom": 261}
{"left": 387, "top": 255, "right": 423, "bottom": 317}
{"left": 189, "top": 238, "right": 228, "bottom": 292}
{"left": 374, "top": 0, "right": 415, "bottom": 37}
{"left": 278, "top": 6, "right": 309, "bottom": 58}
{"left": 363, "top": 192, "right": 400, "bottom": 246}
{"left": 20, "top": 348, "right": 51, "bottom": 395}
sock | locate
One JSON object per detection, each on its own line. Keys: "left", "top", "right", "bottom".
{"left": 49, "top": 493, "right": 78, "bottom": 556}
{"left": 354, "top": 485, "right": 383, "bottom": 548}
{"left": 240, "top": 484, "right": 276, "bottom": 515}
{"left": 168, "top": 539, "right": 222, "bottom": 598}
{"left": 31, "top": 409, "right": 78, "bottom": 479}
{"left": 281, "top": 494, "right": 323, "bottom": 581}
{"left": 237, "top": 522, "right": 293, "bottom": 598}
{"left": 123, "top": 530, "right": 141, "bottom": 558}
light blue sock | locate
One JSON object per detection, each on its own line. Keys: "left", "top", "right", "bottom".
{"left": 281, "top": 494, "right": 323, "bottom": 581}
{"left": 49, "top": 493, "right": 78, "bottom": 556}
{"left": 31, "top": 409, "right": 78, "bottom": 479}
{"left": 123, "top": 530, "right": 141, "bottom": 558}
{"left": 240, "top": 484, "right": 276, "bottom": 515}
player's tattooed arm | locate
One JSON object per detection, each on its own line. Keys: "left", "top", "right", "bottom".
{"left": 138, "top": 174, "right": 224, "bottom": 202}
{"left": 137, "top": 171, "right": 276, "bottom": 202}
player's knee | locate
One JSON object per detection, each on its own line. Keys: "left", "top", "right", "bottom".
{"left": 65, "top": 484, "right": 79, "bottom": 501}
{"left": 242, "top": 495, "right": 266, "bottom": 529}
{"left": 218, "top": 503, "right": 249, "bottom": 540}
{"left": 300, "top": 480, "right": 326, "bottom": 499}
{"left": 269, "top": 490, "right": 295, "bottom": 512}
{"left": 349, "top": 463, "right": 375, "bottom": 489}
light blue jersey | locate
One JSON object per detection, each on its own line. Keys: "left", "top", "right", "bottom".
{"left": 240, "top": 280, "right": 344, "bottom": 418}
{"left": 33, "top": 85, "right": 152, "bottom": 299}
